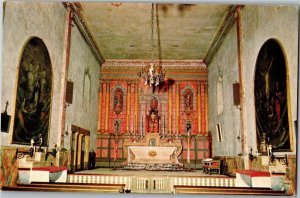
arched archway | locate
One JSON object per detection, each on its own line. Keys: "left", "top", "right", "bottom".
{"left": 12, "top": 37, "right": 52, "bottom": 146}
{"left": 254, "top": 39, "right": 291, "bottom": 152}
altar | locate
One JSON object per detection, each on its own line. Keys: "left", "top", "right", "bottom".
{"left": 128, "top": 146, "right": 179, "bottom": 164}
{"left": 122, "top": 133, "right": 183, "bottom": 170}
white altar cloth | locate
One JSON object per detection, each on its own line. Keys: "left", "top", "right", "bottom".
{"left": 128, "top": 146, "right": 178, "bottom": 164}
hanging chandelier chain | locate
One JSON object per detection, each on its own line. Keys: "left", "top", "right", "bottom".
{"left": 137, "top": 3, "right": 166, "bottom": 88}
{"left": 155, "top": 4, "right": 162, "bottom": 62}
{"left": 151, "top": 3, "right": 155, "bottom": 62}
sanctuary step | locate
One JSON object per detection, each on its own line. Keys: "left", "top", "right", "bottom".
{"left": 121, "top": 163, "right": 185, "bottom": 171}
{"left": 2, "top": 183, "right": 125, "bottom": 193}
{"left": 173, "top": 186, "right": 286, "bottom": 195}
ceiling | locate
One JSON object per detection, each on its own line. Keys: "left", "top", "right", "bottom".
{"left": 79, "top": 3, "right": 229, "bottom": 61}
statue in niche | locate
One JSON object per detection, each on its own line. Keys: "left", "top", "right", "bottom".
{"left": 184, "top": 89, "right": 193, "bottom": 115}
{"left": 113, "top": 88, "right": 123, "bottom": 114}
{"left": 150, "top": 97, "right": 158, "bottom": 110}
{"left": 147, "top": 97, "right": 160, "bottom": 133}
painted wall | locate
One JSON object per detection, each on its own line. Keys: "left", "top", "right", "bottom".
{"left": 241, "top": 5, "right": 298, "bottom": 154}
{"left": 1, "top": 1, "right": 99, "bottom": 152}
{"left": 208, "top": 20, "right": 241, "bottom": 157}
{"left": 64, "top": 20, "right": 100, "bottom": 151}
{"left": 208, "top": 5, "right": 298, "bottom": 157}
{"left": 1, "top": 2, "right": 66, "bottom": 146}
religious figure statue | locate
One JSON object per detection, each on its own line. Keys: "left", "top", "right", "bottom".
{"left": 184, "top": 89, "right": 193, "bottom": 115}
{"left": 150, "top": 97, "right": 158, "bottom": 110}
{"left": 147, "top": 97, "right": 160, "bottom": 133}
{"left": 113, "top": 88, "right": 123, "bottom": 114}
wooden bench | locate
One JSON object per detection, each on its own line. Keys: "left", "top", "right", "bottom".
{"left": 2, "top": 183, "right": 126, "bottom": 193}
{"left": 173, "top": 185, "right": 285, "bottom": 195}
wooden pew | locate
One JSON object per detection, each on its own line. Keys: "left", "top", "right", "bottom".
{"left": 2, "top": 183, "right": 126, "bottom": 193}
{"left": 173, "top": 185, "right": 286, "bottom": 196}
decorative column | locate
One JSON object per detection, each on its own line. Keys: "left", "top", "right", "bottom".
{"left": 197, "top": 81, "right": 202, "bottom": 135}
{"left": 97, "top": 81, "right": 103, "bottom": 133}
{"left": 104, "top": 81, "right": 110, "bottom": 133}
{"left": 168, "top": 83, "right": 172, "bottom": 134}
{"left": 77, "top": 134, "right": 84, "bottom": 169}
{"left": 204, "top": 81, "right": 208, "bottom": 134}
{"left": 58, "top": 5, "right": 72, "bottom": 148}
{"left": 73, "top": 132, "right": 79, "bottom": 171}
{"left": 134, "top": 81, "right": 138, "bottom": 134}
{"left": 84, "top": 135, "right": 90, "bottom": 169}
{"left": 200, "top": 82, "right": 206, "bottom": 135}
{"left": 236, "top": 6, "right": 246, "bottom": 155}
{"left": 126, "top": 81, "right": 131, "bottom": 133}
{"left": 176, "top": 82, "right": 180, "bottom": 135}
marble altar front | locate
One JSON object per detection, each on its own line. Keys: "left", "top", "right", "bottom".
{"left": 128, "top": 146, "right": 179, "bottom": 164}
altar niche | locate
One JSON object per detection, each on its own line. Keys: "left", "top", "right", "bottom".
{"left": 147, "top": 97, "right": 160, "bottom": 133}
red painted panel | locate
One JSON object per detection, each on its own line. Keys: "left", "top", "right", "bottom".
{"left": 182, "top": 140, "right": 187, "bottom": 148}
{"left": 102, "top": 139, "right": 108, "bottom": 147}
{"left": 117, "top": 150, "right": 122, "bottom": 158}
{"left": 198, "top": 152, "right": 203, "bottom": 159}
{"left": 96, "top": 149, "right": 101, "bottom": 157}
{"left": 198, "top": 141, "right": 203, "bottom": 149}
{"left": 205, "top": 141, "right": 210, "bottom": 149}
{"left": 190, "top": 151, "right": 195, "bottom": 159}
{"left": 205, "top": 152, "right": 210, "bottom": 158}
{"left": 118, "top": 141, "right": 122, "bottom": 147}
{"left": 101, "top": 149, "right": 107, "bottom": 158}
{"left": 190, "top": 140, "right": 194, "bottom": 148}
{"left": 96, "top": 139, "right": 101, "bottom": 147}
{"left": 182, "top": 150, "right": 187, "bottom": 159}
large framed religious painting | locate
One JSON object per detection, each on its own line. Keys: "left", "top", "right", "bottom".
{"left": 254, "top": 39, "right": 291, "bottom": 152}
{"left": 12, "top": 38, "right": 52, "bottom": 146}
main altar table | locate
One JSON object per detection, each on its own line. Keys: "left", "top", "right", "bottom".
{"left": 128, "top": 146, "right": 179, "bottom": 164}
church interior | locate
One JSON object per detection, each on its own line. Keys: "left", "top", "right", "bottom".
{"left": 0, "top": 1, "right": 298, "bottom": 196}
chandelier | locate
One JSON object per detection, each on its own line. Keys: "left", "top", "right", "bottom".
{"left": 138, "top": 4, "right": 166, "bottom": 87}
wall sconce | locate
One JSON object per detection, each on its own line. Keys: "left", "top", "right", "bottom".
{"left": 237, "top": 130, "right": 243, "bottom": 142}
{"left": 65, "top": 124, "right": 69, "bottom": 136}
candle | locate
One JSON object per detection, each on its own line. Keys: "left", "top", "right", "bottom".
{"left": 177, "top": 115, "right": 179, "bottom": 136}
{"left": 133, "top": 116, "right": 136, "bottom": 136}
{"left": 141, "top": 115, "right": 144, "bottom": 136}
{"left": 170, "top": 116, "right": 173, "bottom": 135}
{"left": 163, "top": 115, "right": 165, "bottom": 135}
